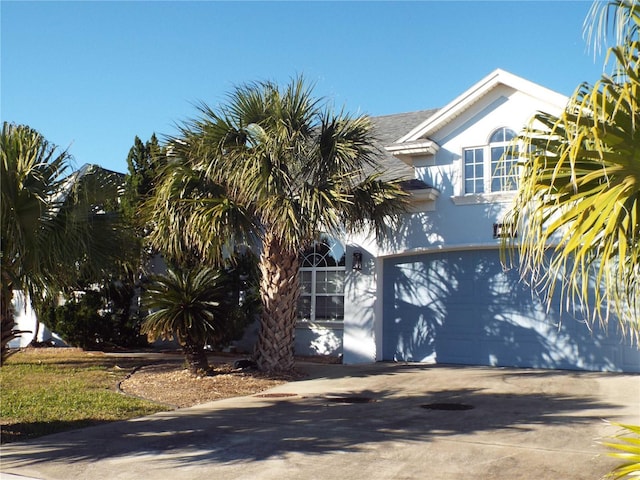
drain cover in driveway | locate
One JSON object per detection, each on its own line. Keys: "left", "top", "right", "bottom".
{"left": 326, "top": 396, "right": 376, "bottom": 404}
{"left": 421, "top": 402, "right": 474, "bottom": 411}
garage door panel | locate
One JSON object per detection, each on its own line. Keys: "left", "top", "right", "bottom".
{"left": 437, "top": 339, "right": 479, "bottom": 364}
{"left": 382, "top": 250, "right": 640, "bottom": 373}
{"left": 623, "top": 348, "right": 640, "bottom": 371}
{"left": 442, "top": 306, "right": 483, "bottom": 334}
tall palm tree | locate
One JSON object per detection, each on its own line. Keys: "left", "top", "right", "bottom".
{"left": 1, "top": 123, "right": 83, "bottom": 363}
{"left": 141, "top": 266, "right": 231, "bottom": 374}
{"left": 147, "top": 77, "right": 408, "bottom": 372}
{"left": 503, "top": 0, "right": 640, "bottom": 346}
{"left": 501, "top": 5, "right": 640, "bottom": 476}
{"left": 1, "top": 123, "right": 129, "bottom": 364}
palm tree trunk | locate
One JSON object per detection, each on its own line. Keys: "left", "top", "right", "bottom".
{"left": 182, "top": 340, "right": 209, "bottom": 375}
{"left": 255, "top": 233, "right": 300, "bottom": 373}
{"left": 1, "top": 271, "right": 17, "bottom": 366}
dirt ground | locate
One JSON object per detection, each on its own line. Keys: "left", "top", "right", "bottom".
{"left": 119, "top": 360, "right": 297, "bottom": 408}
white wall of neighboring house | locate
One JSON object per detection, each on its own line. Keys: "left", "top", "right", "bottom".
{"left": 9, "top": 291, "right": 66, "bottom": 348}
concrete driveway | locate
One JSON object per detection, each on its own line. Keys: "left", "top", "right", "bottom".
{"left": 1, "top": 362, "right": 639, "bottom": 480}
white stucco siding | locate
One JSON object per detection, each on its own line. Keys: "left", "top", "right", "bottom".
{"left": 376, "top": 84, "right": 565, "bottom": 257}
{"left": 342, "top": 245, "right": 378, "bottom": 363}
{"left": 8, "top": 291, "right": 65, "bottom": 348}
{"left": 294, "top": 322, "right": 343, "bottom": 357}
{"left": 426, "top": 84, "right": 564, "bottom": 197}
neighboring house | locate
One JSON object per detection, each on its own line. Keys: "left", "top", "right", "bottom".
{"left": 293, "top": 69, "right": 640, "bottom": 373}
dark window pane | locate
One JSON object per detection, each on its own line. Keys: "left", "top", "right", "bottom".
{"left": 297, "top": 297, "right": 311, "bottom": 320}
{"left": 465, "top": 164, "right": 474, "bottom": 178}
{"left": 300, "top": 271, "right": 312, "bottom": 294}
{"left": 491, "top": 146, "right": 505, "bottom": 162}
{"left": 315, "top": 296, "right": 344, "bottom": 321}
{"left": 465, "top": 180, "right": 475, "bottom": 193}
{"left": 490, "top": 127, "right": 517, "bottom": 144}
{"left": 464, "top": 151, "right": 472, "bottom": 164}
{"left": 489, "top": 129, "right": 504, "bottom": 143}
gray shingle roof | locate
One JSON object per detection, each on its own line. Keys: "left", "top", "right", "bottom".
{"left": 369, "top": 109, "right": 439, "bottom": 182}
{"left": 370, "top": 109, "right": 439, "bottom": 146}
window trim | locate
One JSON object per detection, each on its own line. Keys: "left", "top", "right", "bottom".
{"left": 451, "top": 191, "right": 516, "bottom": 205}
{"left": 461, "top": 127, "right": 519, "bottom": 197}
{"left": 297, "top": 236, "right": 346, "bottom": 323}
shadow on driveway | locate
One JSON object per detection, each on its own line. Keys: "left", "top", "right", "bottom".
{"left": 1, "top": 363, "right": 637, "bottom": 480}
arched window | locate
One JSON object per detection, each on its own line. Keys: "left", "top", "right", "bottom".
{"left": 489, "top": 127, "right": 516, "bottom": 143}
{"left": 489, "top": 127, "right": 517, "bottom": 192}
{"left": 297, "top": 235, "right": 345, "bottom": 322}
{"left": 463, "top": 127, "right": 518, "bottom": 194}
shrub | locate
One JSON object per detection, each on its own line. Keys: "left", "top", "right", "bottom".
{"left": 41, "top": 285, "right": 147, "bottom": 350}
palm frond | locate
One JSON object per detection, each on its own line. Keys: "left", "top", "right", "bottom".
{"left": 585, "top": 1, "right": 639, "bottom": 59}
{"left": 503, "top": 14, "right": 640, "bottom": 343}
{"left": 149, "top": 76, "right": 408, "bottom": 257}
{"left": 602, "top": 423, "right": 640, "bottom": 479}
{"left": 141, "top": 266, "right": 229, "bottom": 346}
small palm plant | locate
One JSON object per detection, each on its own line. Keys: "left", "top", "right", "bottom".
{"left": 141, "top": 265, "right": 230, "bottom": 375}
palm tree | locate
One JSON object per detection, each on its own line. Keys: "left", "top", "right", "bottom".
{"left": 147, "top": 77, "right": 408, "bottom": 372}
{"left": 603, "top": 423, "right": 640, "bottom": 480}
{"left": 1, "top": 123, "right": 83, "bottom": 363}
{"left": 500, "top": 5, "right": 640, "bottom": 476}
{"left": 141, "top": 266, "right": 231, "bottom": 374}
{"left": 1, "top": 123, "right": 130, "bottom": 364}
{"left": 503, "top": 0, "right": 640, "bottom": 345}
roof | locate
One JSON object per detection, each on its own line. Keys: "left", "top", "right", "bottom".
{"left": 369, "top": 109, "right": 438, "bottom": 181}
{"left": 371, "top": 109, "right": 439, "bottom": 145}
{"left": 358, "top": 70, "right": 568, "bottom": 191}
{"left": 397, "top": 69, "right": 568, "bottom": 143}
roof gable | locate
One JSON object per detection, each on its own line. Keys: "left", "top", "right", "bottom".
{"left": 396, "top": 69, "right": 568, "bottom": 143}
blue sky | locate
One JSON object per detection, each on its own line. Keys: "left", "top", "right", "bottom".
{"left": 2, "top": 1, "right": 606, "bottom": 174}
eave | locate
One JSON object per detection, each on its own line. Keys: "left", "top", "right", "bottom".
{"left": 396, "top": 69, "right": 568, "bottom": 143}
{"left": 385, "top": 140, "right": 439, "bottom": 166}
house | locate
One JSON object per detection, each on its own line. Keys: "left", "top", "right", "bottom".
{"left": 292, "top": 69, "right": 640, "bottom": 373}
{"left": 11, "top": 70, "right": 639, "bottom": 373}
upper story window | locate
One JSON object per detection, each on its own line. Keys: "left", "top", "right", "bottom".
{"left": 297, "top": 235, "right": 345, "bottom": 323}
{"left": 463, "top": 127, "right": 518, "bottom": 195}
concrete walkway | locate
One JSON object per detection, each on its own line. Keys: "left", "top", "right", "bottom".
{"left": 1, "top": 363, "right": 638, "bottom": 480}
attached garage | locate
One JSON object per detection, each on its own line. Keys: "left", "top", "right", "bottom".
{"left": 382, "top": 249, "right": 640, "bottom": 373}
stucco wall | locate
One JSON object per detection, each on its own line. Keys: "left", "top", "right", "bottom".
{"left": 9, "top": 291, "right": 66, "bottom": 348}
{"left": 342, "top": 246, "right": 378, "bottom": 363}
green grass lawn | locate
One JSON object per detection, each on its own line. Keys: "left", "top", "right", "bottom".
{"left": 0, "top": 348, "right": 168, "bottom": 443}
